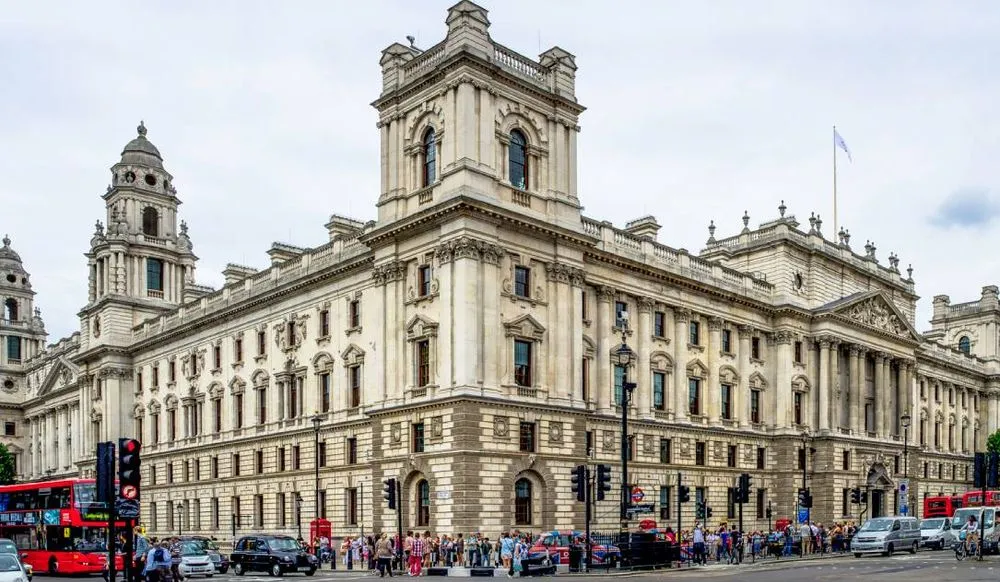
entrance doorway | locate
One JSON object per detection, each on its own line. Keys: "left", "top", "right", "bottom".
{"left": 871, "top": 489, "right": 885, "bottom": 518}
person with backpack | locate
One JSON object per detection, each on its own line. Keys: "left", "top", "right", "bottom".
{"left": 143, "top": 541, "right": 172, "bottom": 582}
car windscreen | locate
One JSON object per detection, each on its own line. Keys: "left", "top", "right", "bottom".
{"left": 920, "top": 518, "right": 944, "bottom": 529}
{"left": 267, "top": 538, "right": 299, "bottom": 552}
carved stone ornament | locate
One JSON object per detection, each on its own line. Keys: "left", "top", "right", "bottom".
{"left": 637, "top": 297, "right": 655, "bottom": 314}
{"left": 0, "top": 378, "right": 16, "bottom": 394}
{"left": 549, "top": 421, "right": 563, "bottom": 443}
{"left": 844, "top": 297, "right": 909, "bottom": 337}
{"left": 602, "top": 430, "right": 615, "bottom": 451}
{"left": 643, "top": 434, "right": 654, "bottom": 454}
{"left": 545, "top": 262, "right": 583, "bottom": 285}
{"left": 372, "top": 261, "right": 406, "bottom": 285}
{"left": 493, "top": 416, "right": 509, "bottom": 438}
{"left": 390, "top": 423, "right": 402, "bottom": 444}
{"left": 431, "top": 416, "right": 443, "bottom": 438}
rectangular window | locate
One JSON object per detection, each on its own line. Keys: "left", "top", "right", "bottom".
{"left": 727, "top": 488, "right": 737, "bottom": 519}
{"left": 412, "top": 423, "right": 425, "bottom": 453}
{"left": 842, "top": 450, "right": 850, "bottom": 471}
{"left": 349, "top": 300, "right": 361, "bottom": 328}
{"left": 318, "top": 442, "right": 327, "bottom": 467}
{"left": 319, "top": 310, "right": 330, "bottom": 337}
{"left": 653, "top": 372, "right": 666, "bottom": 411}
{"left": 416, "top": 340, "right": 431, "bottom": 387}
{"left": 842, "top": 488, "right": 850, "bottom": 516}
{"left": 278, "top": 492, "right": 287, "bottom": 527}
{"left": 756, "top": 447, "right": 765, "bottom": 470}
{"left": 146, "top": 258, "right": 164, "bottom": 292}
{"left": 654, "top": 311, "right": 666, "bottom": 337}
{"left": 278, "top": 447, "right": 286, "bottom": 472}
{"left": 213, "top": 346, "right": 221, "bottom": 369}
{"left": 211, "top": 498, "right": 220, "bottom": 530}
{"left": 695, "top": 487, "right": 706, "bottom": 507}
{"left": 585, "top": 431, "right": 594, "bottom": 458}
{"left": 347, "top": 438, "right": 357, "bottom": 465}
{"left": 750, "top": 390, "right": 761, "bottom": 424}
{"left": 798, "top": 447, "right": 806, "bottom": 470}
{"left": 152, "top": 365, "right": 159, "bottom": 387}
{"left": 320, "top": 373, "right": 331, "bottom": 413}
{"left": 286, "top": 321, "right": 296, "bottom": 347}
{"left": 235, "top": 338, "right": 243, "bottom": 362}
{"left": 519, "top": 422, "right": 536, "bottom": 453}
{"left": 727, "top": 444, "right": 737, "bottom": 468}
{"left": 794, "top": 341, "right": 803, "bottom": 364}
{"left": 695, "top": 441, "right": 706, "bottom": 466}
{"left": 349, "top": 366, "right": 361, "bottom": 408}
{"left": 865, "top": 402, "right": 874, "bottom": 433}
{"left": 257, "top": 388, "right": 267, "bottom": 425}
{"left": 751, "top": 337, "right": 761, "bottom": 359}
{"left": 234, "top": 393, "right": 244, "bottom": 429}
{"left": 756, "top": 489, "right": 766, "bottom": 519}
{"left": 582, "top": 358, "right": 591, "bottom": 403}
{"left": 688, "top": 378, "right": 700, "bottom": 416}
{"left": 152, "top": 416, "right": 160, "bottom": 444}
{"left": 346, "top": 488, "right": 358, "bottom": 525}
{"left": 689, "top": 321, "right": 700, "bottom": 345}
{"left": 721, "top": 384, "right": 732, "bottom": 420}
{"left": 581, "top": 291, "right": 589, "bottom": 321}
{"left": 418, "top": 265, "right": 432, "bottom": 297}
{"left": 292, "top": 446, "right": 300, "bottom": 470}
{"left": 257, "top": 331, "right": 266, "bottom": 356}
{"left": 137, "top": 371, "right": 144, "bottom": 392}
{"left": 232, "top": 453, "right": 240, "bottom": 477}
{"left": 168, "top": 361, "right": 176, "bottom": 383}
{"left": 5, "top": 337, "right": 19, "bottom": 362}
{"left": 659, "top": 438, "right": 671, "bottom": 464}
{"left": 659, "top": 486, "right": 672, "bottom": 520}
{"left": 721, "top": 329, "right": 732, "bottom": 353}
{"left": 514, "top": 340, "right": 533, "bottom": 387}
{"left": 514, "top": 266, "right": 531, "bottom": 298}
{"left": 615, "top": 301, "right": 628, "bottom": 328}
{"left": 793, "top": 392, "right": 803, "bottom": 425}
{"left": 255, "top": 450, "right": 263, "bottom": 474}
{"left": 212, "top": 399, "right": 221, "bottom": 433}
{"left": 167, "top": 464, "right": 175, "bottom": 483}
{"left": 254, "top": 494, "right": 264, "bottom": 529}
{"left": 614, "top": 365, "right": 626, "bottom": 406}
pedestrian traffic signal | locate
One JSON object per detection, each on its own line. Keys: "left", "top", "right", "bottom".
{"left": 596, "top": 464, "right": 612, "bottom": 501}
{"left": 117, "top": 438, "right": 141, "bottom": 501}
{"left": 678, "top": 484, "right": 691, "bottom": 503}
{"left": 571, "top": 465, "right": 586, "bottom": 502}
{"left": 383, "top": 478, "right": 397, "bottom": 509}
{"left": 850, "top": 487, "right": 861, "bottom": 504}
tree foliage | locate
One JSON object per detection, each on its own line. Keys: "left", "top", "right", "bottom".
{"left": 987, "top": 429, "right": 1000, "bottom": 454}
{"left": 0, "top": 443, "right": 15, "bottom": 485}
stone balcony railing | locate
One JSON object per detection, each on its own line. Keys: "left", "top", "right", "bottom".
{"left": 917, "top": 341, "right": 996, "bottom": 376}
{"left": 398, "top": 40, "right": 552, "bottom": 92}
{"left": 581, "top": 217, "right": 773, "bottom": 299}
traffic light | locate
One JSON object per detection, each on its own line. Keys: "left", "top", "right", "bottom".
{"left": 989, "top": 453, "right": 1000, "bottom": 488}
{"left": 765, "top": 506, "right": 773, "bottom": 519}
{"left": 383, "top": 478, "right": 397, "bottom": 509}
{"left": 596, "top": 464, "right": 612, "bottom": 501}
{"left": 975, "top": 453, "right": 986, "bottom": 488}
{"left": 706, "top": 506, "right": 713, "bottom": 519}
{"left": 678, "top": 485, "right": 691, "bottom": 503}
{"left": 695, "top": 501, "right": 706, "bottom": 520}
{"left": 850, "top": 487, "right": 861, "bottom": 504}
{"left": 737, "top": 473, "right": 751, "bottom": 503}
{"left": 797, "top": 488, "right": 807, "bottom": 507}
{"left": 571, "top": 465, "right": 586, "bottom": 502}
{"left": 117, "top": 438, "right": 141, "bottom": 502}
{"left": 802, "top": 491, "right": 813, "bottom": 509}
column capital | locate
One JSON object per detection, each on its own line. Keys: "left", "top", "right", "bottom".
{"left": 737, "top": 324, "right": 754, "bottom": 339}
{"left": 818, "top": 337, "right": 833, "bottom": 350}
{"left": 874, "top": 351, "right": 889, "bottom": 364}
{"left": 674, "top": 308, "right": 691, "bottom": 324}
{"left": 707, "top": 316, "right": 723, "bottom": 331}
{"left": 596, "top": 286, "right": 617, "bottom": 302}
{"left": 849, "top": 345, "right": 865, "bottom": 356}
{"left": 774, "top": 330, "right": 795, "bottom": 345}
{"left": 636, "top": 297, "right": 655, "bottom": 314}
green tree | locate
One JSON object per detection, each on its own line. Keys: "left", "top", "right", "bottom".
{"left": 0, "top": 443, "right": 15, "bottom": 485}
{"left": 988, "top": 429, "right": 1000, "bottom": 454}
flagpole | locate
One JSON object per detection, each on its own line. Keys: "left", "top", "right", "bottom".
{"left": 832, "top": 125, "right": 838, "bottom": 234}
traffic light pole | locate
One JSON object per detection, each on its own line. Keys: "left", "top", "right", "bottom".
{"left": 676, "top": 472, "right": 682, "bottom": 546}
{"left": 395, "top": 481, "right": 403, "bottom": 572}
{"left": 585, "top": 467, "right": 592, "bottom": 573}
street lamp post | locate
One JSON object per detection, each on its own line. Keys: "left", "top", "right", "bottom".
{"left": 312, "top": 414, "right": 322, "bottom": 531}
{"left": 176, "top": 505, "right": 183, "bottom": 536}
{"left": 296, "top": 493, "right": 303, "bottom": 540}
{"left": 614, "top": 324, "right": 637, "bottom": 533}
{"left": 901, "top": 412, "right": 911, "bottom": 516}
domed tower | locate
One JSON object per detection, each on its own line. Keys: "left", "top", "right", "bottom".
{"left": 0, "top": 234, "right": 47, "bottom": 387}
{"left": 80, "top": 122, "right": 198, "bottom": 351}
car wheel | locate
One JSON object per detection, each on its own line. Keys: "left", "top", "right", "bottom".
{"left": 48, "top": 557, "right": 58, "bottom": 575}
{"left": 233, "top": 563, "right": 245, "bottom": 576}
{"left": 886, "top": 543, "right": 894, "bottom": 557}
{"left": 220, "top": 567, "right": 229, "bottom": 574}
{"left": 207, "top": 575, "right": 214, "bottom": 578}
{"left": 910, "top": 542, "right": 918, "bottom": 554}
{"left": 305, "top": 568, "right": 316, "bottom": 577}
{"left": 270, "top": 563, "right": 283, "bottom": 577}
{"left": 853, "top": 553, "right": 862, "bottom": 558}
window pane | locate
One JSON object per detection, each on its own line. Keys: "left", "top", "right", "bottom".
{"left": 614, "top": 365, "right": 626, "bottom": 406}
{"left": 514, "top": 340, "right": 532, "bottom": 386}
{"left": 423, "top": 130, "right": 436, "bottom": 186}
{"left": 146, "top": 258, "right": 163, "bottom": 291}
{"left": 509, "top": 130, "right": 528, "bottom": 189}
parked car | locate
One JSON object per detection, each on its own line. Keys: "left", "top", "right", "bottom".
{"left": 0, "top": 539, "right": 31, "bottom": 581}
{"left": 920, "top": 517, "right": 955, "bottom": 550}
{"left": 230, "top": 535, "right": 318, "bottom": 576}
{"left": 178, "top": 541, "right": 214, "bottom": 578}
{"left": 0, "top": 554, "right": 27, "bottom": 582}
{"left": 179, "top": 537, "right": 229, "bottom": 574}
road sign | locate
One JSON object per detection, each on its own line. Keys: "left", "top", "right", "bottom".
{"left": 797, "top": 508, "right": 808, "bottom": 524}
{"left": 901, "top": 504, "right": 909, "bottom": 516}
{"left": 626, "top": 503, "right": 654, "bottom": 515}
{"left": 631, "top": 487, "right": 645, "bottom": 503}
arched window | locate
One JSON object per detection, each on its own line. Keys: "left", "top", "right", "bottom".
{"left": 958, "top": 336, "right": 971, "bottom": 355}
{"left": 3, "top": 298, "right": 17, "bottom": 321}
{"left": 508, "top": 130, "right": 528, "bottom": 190}
{"left": 142, "top": 207, "right": 159, "bottom": 237}
{"left": 416, "top": 479, "right": 430, "bottom": 526}
{"left": 514, "top": 478, "right": 532, "bottom": 525}
{"left": 422, "top": 129, "right": 436, "bottom": 187}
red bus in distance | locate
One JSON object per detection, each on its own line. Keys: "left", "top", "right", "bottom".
{"left": 923, "top": 495, "right": 963, "bottom": 518}
{"left": 0, "top": 478, "right": 127, "bottom": 575}
{"left": 962, "top": 490, "right": 1000, "bottom": 508}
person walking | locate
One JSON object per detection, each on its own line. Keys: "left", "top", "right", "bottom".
{"left": 375, "top": 534, "right": 394, "bottom": 578}
{"left": 409, "top": 533, "right": 425, "bottom": 577}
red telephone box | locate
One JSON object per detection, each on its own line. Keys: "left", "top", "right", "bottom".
{"left": 310, "top": 518, "right": 332, "bottom": 549}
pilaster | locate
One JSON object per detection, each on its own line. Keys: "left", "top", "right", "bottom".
{"left": 707, "top": 317, "right": 723, "bottom": 424}
{"left": 774, "top": 330, "right": 793, "bottom": 430}
{"left": 673, "top": 308, "right": 691, "bottom": 422}
{"left": 818, "top": 338, "right": 831, "bottom": 432}
{"left": 596, "top": 286, "right": 615, "bottom": 413}
{"left": 636, "top": 297, "right": 654, "bottom": 419}
{"left": 737, "top": 325, "right": 752, "bottom": 428}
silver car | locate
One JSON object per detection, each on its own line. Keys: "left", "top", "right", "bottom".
{"left": 920, "top": 517, "right": 955, "bottom": 550}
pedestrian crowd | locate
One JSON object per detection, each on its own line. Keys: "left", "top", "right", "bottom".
{"left": 139, "top": 537, "right": 190, "bottom": 582}
{"left": 676, "top": 521, "right": 859, "bottom": 565}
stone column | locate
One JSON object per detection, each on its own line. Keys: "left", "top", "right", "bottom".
{"left": 818, "top": 338, "right": 831, "bottom": 432}
{"left": 452, "top": 244, "right": 481, "bottom": 390}
{"left": 774, "top": 331, "right": 793, "bottom": 429}
{"left": 901, "top": 362, "right": 912, "bottom": 444}
{"left": 481, "top": 246, "right": 504, "bottom": 396}
{"left": 569, "top": 273, "right": 585, "bottom": 404}
{"left": 596, "top": 286, "right": 615, "bottom": 413}
{"left": 59, "top": 407, "right": 68, "bottom": 469}
{"left": 673, "top": 309, "right": 691, "bottom": 422}
{"left": 707, "top": 317, "right": 722, "bottom": 424}
{"left": 874, "top": 353, "right": 885, "bottom": 437}
{"left": 849, "top": 346, "right": 862, "bottom": 435}
{"left": 884, "top": 359, "right": 896, "bottom": 438}
{"left": 636, "top": 297, "right": 654, "bottom": 418}
{"left": 737, "top": 325, "right": 752, "bottom": 428}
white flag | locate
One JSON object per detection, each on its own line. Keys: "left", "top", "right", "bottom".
{"left": 834, "top": 129, "right": 852, "bottom": 163}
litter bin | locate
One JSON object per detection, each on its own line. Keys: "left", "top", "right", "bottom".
{"left": 568, "top": 545, "right": 583, "bottom": 572}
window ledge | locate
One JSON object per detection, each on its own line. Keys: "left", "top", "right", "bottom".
{"left": 750, "top": 357, "right": 765, "bottom": 365}
{"left": 502, "top": 291, "right": 547, "bottom": 307}
{"left": 687, "top": 343, "right": 705, "bottom": 353}
{"left": 231, "top": 361, "right": 244, "bottom": 370}
{"left": 253, "top": 355, "right": 267, "bottom": 364}
{"left": 315, "top": 335, "right": 331, "bottom": 347}
{"left": 211, "top": 367, "right": 222, "bottom": 376}
{"left": 405, "top": 291, "right": 439, "bottom": 306}
{"left": 345, "top": 326, "right": 363, "bottom": 336}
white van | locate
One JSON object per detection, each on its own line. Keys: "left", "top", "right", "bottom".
{"left": 951, "top": 507, "right": 1000, "bottom": 553}
{"left": 851, "top": 516, "right": 921, "bottom": 557}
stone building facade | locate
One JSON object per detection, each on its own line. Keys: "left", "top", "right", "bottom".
{"left": 0, "top": 1, "right": 990, "bottom": 541}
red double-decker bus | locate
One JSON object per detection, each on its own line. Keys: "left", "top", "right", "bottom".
{"left": 962, "top": 490, "right": 1000, "bottom": 508}
{"left": 0, "top": 478, "right": 126, "bottom": 575}
{"left": 923, "top": 495, "right": 963, "bottom": 518}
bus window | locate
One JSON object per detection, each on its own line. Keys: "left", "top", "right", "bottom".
{"left": 73, "top": 483, "right": 97, "bottom": 506}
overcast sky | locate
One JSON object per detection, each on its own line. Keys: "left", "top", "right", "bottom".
{"left": 1, "top": 0, "right": 998, "bottom": 342}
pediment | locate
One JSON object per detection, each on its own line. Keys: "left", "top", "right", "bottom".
{"left": 818, "top": 291, "right": 920, "bottom": 342}
{"left": 503, "top": 314, "right": 546, "bottom": 342}
{"left": 36, "top": 357, "right": 80, "bottom": 397}
{"left": 341, "top": 343, "right": 366, "bottom": 365}
{"left": 405, "top": 314, "right": 439, "bottom": 339}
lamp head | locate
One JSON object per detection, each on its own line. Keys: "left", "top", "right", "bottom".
{"left": 901, "top": 412, "right": 912, "bottom": 429}
{"left": 615, "top": 342, "right": 636, "bottom": 366}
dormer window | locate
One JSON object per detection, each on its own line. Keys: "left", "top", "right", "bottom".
{"left": 422, "top": 129, "right": 436, "bottom": 187}
{"left": 509, "top": 130, "right": 528, "bottom": 190}
{"left": 142, "top": 207, "right": 159, "bottom": 237}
